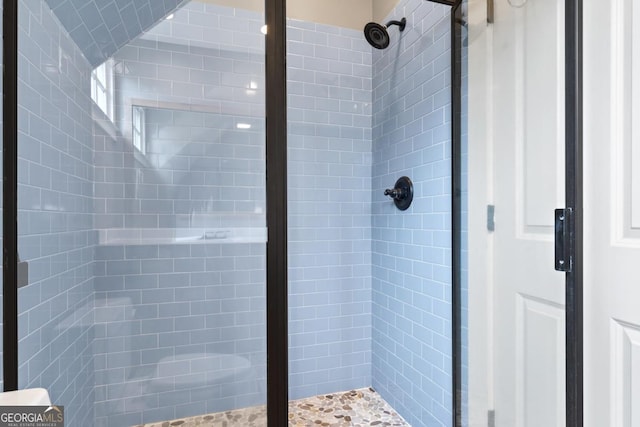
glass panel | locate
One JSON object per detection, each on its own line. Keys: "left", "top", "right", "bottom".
{"left": 286, "top": 1, "right": 454, "bottom": 425}
{"left": 17, "top": 0, "right": 266, "bottom": 425}
{"left": 464, "top": 0, "right": 567, "bottom": 425}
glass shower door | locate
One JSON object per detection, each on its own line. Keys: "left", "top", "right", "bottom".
{"left": 15, "top": 1, "right": 267, "bottom": 426}
{"left": 465, "top": 0, "right": 573, "bottom": 425}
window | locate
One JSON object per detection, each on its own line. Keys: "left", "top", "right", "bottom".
{"left": 91, "top": 60, "right": 114, "bottom": 121}
{"left": 132, "top": 106, "right": 146, "bottom": 154}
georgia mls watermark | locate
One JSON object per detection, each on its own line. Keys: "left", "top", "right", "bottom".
{"left": 0, "top": 406, "right": 64, "bottom": 427}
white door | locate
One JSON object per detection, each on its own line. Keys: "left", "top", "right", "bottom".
{"left": 584, "top": 1, "right": 640, "bottom": 425}
{"left": 468, "top": 0, "right": 567, "bottom": 425}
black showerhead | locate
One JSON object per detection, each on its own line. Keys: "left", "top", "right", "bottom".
{"left": 364, "top": 17, "right": 406, "bottom": 49}
{"left": 364, "top": 22, "right": 390, "bottom": 49}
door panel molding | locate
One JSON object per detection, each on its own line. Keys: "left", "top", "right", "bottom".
{"left": 629, "top": 0, "right": 640, "bottom": 232}
{"left": 611, "top": 0, "right": 640, "bottom": 244}
{"left": 516, "top": 293, "right": 566, "bottom": 426}
{"left": 517, "top": 0, "right": 566, "bottom": 237}
{"left": 610, "top": 319, "right": 640, "bottom": 427}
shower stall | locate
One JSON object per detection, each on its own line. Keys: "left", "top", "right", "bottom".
{"left": 1, "top": 0, "right": 585, "bottom": 426}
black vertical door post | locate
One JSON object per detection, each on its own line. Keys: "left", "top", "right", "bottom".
{"left": 3, "top": 0, "right": 19, "bottom": 392}
{"left": 565, "top": 0, "right": 583, "bottom": 426}
{"left": 451, "top": 1, "right": 463, "bottom": 426}
{"left": 265, "top": 0, "right": 288, "bottom": 425}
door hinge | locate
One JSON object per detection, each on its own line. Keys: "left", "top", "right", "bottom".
{"left": 554, "top": 208, "right": 573, "bottom": 272}
{"left": 487, "top": 204, "right": 495, "bottom": 232}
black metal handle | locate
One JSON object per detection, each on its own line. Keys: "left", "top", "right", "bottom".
{"left": 384, "top": 187, "right": 406, "bottom": 200}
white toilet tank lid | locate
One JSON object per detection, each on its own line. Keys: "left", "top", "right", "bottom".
{"left": 0, "top": 388, "right": 52, "bottom": 406}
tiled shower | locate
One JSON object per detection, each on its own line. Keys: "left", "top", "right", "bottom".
{"left": 10, "top": 0, "right": 453, "bottom": 426}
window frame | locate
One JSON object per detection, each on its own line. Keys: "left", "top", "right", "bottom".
{"left": 91, "top": 59, "right": 114, "bottom": 121}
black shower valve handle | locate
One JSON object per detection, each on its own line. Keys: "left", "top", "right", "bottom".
{"left": 384, "top": 187, "right": 406, "bottom": 200}
{"left": 384, "top": 176, "right": 414, "bottom": 211}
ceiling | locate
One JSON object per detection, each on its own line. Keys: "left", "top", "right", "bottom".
{"left": 47, "top": 0, "right": 189, "bottom": 66}
{"left": 196, "top": 0, "right": 400, "bottom": 30}
{"left": 47, "top": 0, "right": 402, "bottom": 67}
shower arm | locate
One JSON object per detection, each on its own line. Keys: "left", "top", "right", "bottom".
{"left": 385, "top": 19, "right": 404, "bottom": 29}
{"left": 384, "top": 18, "right": 407, "bottom": 32}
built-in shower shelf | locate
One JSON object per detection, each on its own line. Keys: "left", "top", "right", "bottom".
{"left": 98, "top": 228, "right": 267, "bottom": 246}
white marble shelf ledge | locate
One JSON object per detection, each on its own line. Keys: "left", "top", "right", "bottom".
{"left": 98, "top": 228, "right": 267, "bottom": 245}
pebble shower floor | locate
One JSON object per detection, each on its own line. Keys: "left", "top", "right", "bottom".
{"left": 136, "top": 388, "right": 409, "bottom": 426}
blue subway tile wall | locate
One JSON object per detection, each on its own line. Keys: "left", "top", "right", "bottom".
{"left": 101, "top": 1, "right": 374, "bottom": 404}
{"left": 287, "top": 18, "right": 373, "bottom": 400}
{"left": 14, "top": 0, "right": 459, "bottom": 424}
{"left": 92, "top": 3, "right": 267, "bottom": 425}
{"left": 45, "top": 0, "right": 189, "bottom": 66}
{"left": 92, "top": 243, "right": 266, "bottom": 427}
{"left": 93, "top": 106, "right": 265, "bottom": 231}
{"left": 92, "top": 116, "right": 267, "bottom": 424}
{"left": 17, "top": 1, "right": 95, "bottom": 426}
{"left": 371, "top": 1, "right": 453, "bottom": 426}
{"left": 98, "top": 1, "right": 266, "bottom": 232}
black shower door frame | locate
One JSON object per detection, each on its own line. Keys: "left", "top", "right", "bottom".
{"left": 2, "top": 0, "right": 581, "bottom": 426}
{"left": 2, "top": 0, "right": 291, "bottom": 425}
{"left": 448, "top": 1, "right": 584, "bottom": 427}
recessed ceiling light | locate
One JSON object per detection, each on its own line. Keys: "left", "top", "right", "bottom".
{"left": 236, "top": 123, "right": 252, "bottom": 130}
{"left": 166, "top": 13, "right": 174, "bottom": 20}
